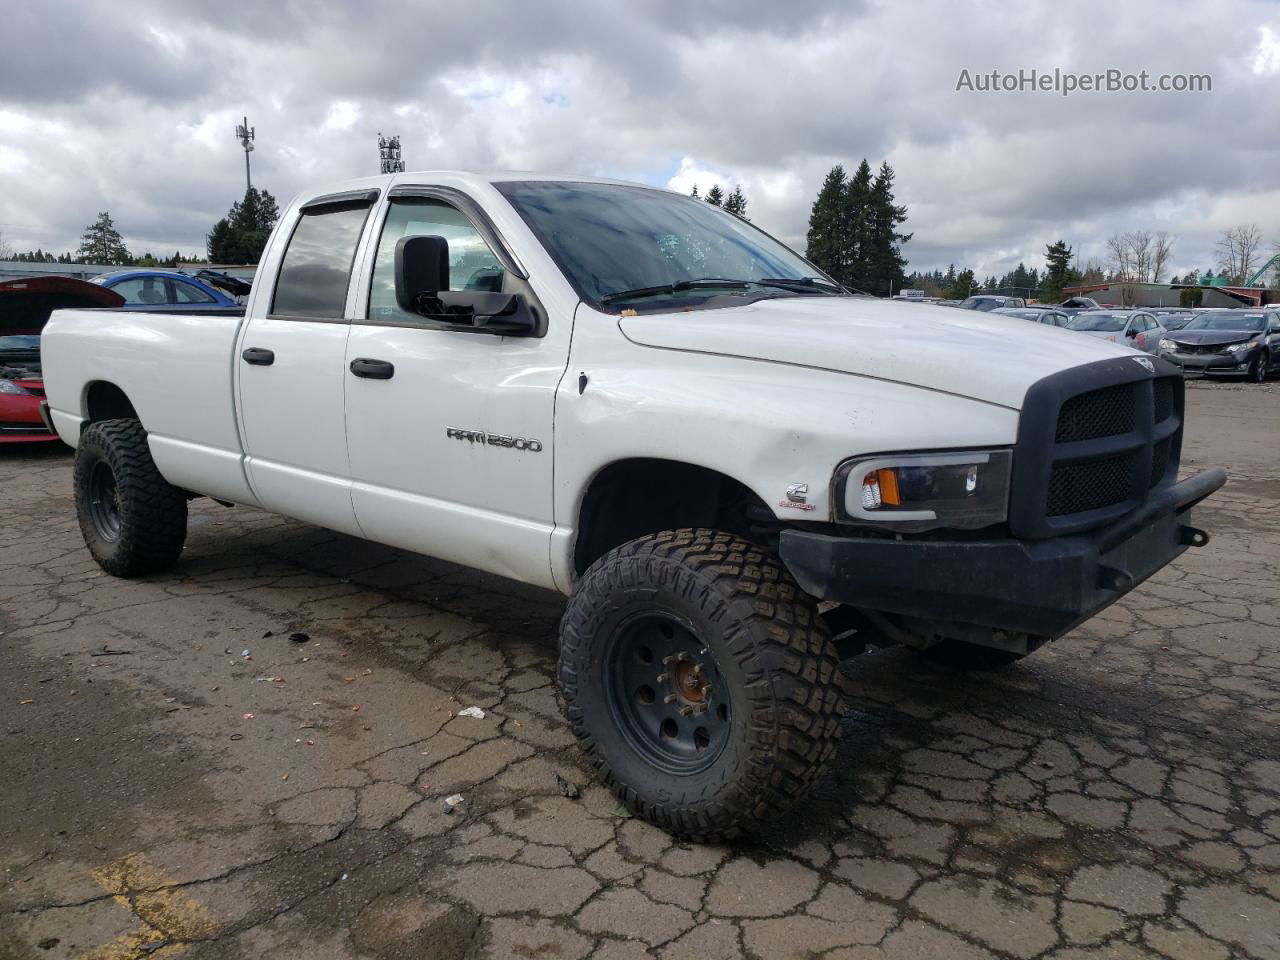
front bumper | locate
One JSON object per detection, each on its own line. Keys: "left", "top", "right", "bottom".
{"left": 779, "top": 467, "right": 1226, "bottom": 638}
{"left": 0, "top": 397, "right": 58, "bottom": 444}
{"left": 1160, "top": 349, "right": 1254, "bottom": 375}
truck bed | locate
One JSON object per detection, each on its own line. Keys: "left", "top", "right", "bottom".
{"left": 41, "top": 309, "right": 258, "bottom": 505}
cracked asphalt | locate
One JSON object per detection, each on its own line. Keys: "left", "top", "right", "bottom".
{"left": 2, "top": 381, "right": 1278, "bottom": 960}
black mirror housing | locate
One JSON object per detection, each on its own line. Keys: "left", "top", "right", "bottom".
{"left": 394, "top": 235, "right": 450, "bottom": 312}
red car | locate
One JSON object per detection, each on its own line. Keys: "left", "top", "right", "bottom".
{"left": 1, "top": 276, "right": 124, "bottom": 443}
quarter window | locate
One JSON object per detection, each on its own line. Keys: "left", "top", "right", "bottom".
{"left": 170, "top": 279, "right": 217, "bottom": 304}
{"left": 111, "top": 276, "right": 167, "bottom": 305}
{"left": 272, "top": 201, "right": 372, "bottom": 319}
{"left": 368, "top": 198, "right": 506, "bottom": 327}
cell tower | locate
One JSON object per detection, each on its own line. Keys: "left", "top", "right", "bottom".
{"left": 235, "top": 116, "right": 255, "bottom": 191}
{"left": 378, "top": 133, "right": 405, "bottom": 174}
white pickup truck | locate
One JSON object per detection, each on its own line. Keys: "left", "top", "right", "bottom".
{"left": 41, "top": 172, "right": 1225, "bottom": 840}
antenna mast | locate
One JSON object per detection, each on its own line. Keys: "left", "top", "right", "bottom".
{"left": 235, "top": 117, "right": 255, "bottom": 191}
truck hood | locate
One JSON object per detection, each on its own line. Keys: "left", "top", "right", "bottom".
{"left": 617, "top": 296, "right": 1138, "bottom": 409}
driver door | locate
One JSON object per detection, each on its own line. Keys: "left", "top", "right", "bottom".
{"left": 342, "top": 191, "right": 568, "bottom": 588}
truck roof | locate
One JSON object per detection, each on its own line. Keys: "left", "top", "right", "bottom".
{"left": 287, "top": 170, "right": 676, "bottom": 206}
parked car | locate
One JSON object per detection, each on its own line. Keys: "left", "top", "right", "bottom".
{"left": 0, "top": 276, "right": 124, "bottom": 443}
{"left": 91, "top": 270, "right": 243, "bottom": 313}
{"left": 993, "top": 306, "right": 1071, "bottom": 327}
{"left": 1153, "top": 309, "right": 1197, "bottom": 332}
{"left": 41, "top": 171, "right": 1225, "bottom": 841}
{"left": 1060, "top": 296, "right": 1103, "bottom": 310}
{"left": 958, "top": 294, "right": 1026, "bottom": 311}
{"left": 1158, "top": 309, "right": 1280, "bottom": 382}
{"left": 1066, "top": 310, "right": 1167, "bottom": 353}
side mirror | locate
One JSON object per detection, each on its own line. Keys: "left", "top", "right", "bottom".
{"left": 394, "top": 235, "right": 450, "bottom": 313}
{"left": 1125, "top": 327, "right": 1139, "bottom": 338}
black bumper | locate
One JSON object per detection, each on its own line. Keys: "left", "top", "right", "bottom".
{"left": 779, "top": 467, "right": 1227, "bottom": 638}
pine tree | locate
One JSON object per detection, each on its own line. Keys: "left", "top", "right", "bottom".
{"left": 722, "top": 185, "right": 748, "bottom": 219}
{"left": 76, "top": 212, "right": 132, "bottom": 265}
{"left": 862, "top": 161, "right": 910, "bottom": 297}
{"left": 843, "top": 160, "right": 874, "bottom": 289}
{"left": 1041, "top": 240, "right": 1075, "bottom": 302}
{"left": 805, "top": 165, "right": 848, "bottom": 285}
{"left": 689, "top": 184, "right": 700, "bottom": 199}
{"left": 207, "top": 187, "right": 280, "bottom": 264}
{"left": 705, "top": 184, "right": 724, "bottom": 207}
{"left": 948, "top": 268, "right": 977, "bottom": 300}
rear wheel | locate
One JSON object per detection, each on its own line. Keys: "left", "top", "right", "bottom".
{"left": 73, "top": 419, "right": 187, "bottom": 577}
{"left": 559, "top": 529, "right": 843, "bottom": 841}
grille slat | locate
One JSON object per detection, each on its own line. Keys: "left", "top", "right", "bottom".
{"left": 1153, "top": 379, "right": 1173, "bottom": 424}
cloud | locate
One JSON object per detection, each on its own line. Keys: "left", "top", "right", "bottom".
{"left": 0, "top": 0, "right": 1276, "bottom": 281}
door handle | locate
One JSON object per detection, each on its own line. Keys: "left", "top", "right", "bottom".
{"left": 241, "top": 347, "right": 275, "bottom": 366}
{"left": 349, "top": 358, "right": 395, "bottom": 380}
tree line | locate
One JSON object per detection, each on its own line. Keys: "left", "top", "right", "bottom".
{"left": 0, "top": 186, "right": 281, "bottom": 268}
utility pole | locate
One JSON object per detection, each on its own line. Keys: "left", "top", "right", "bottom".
{"left": 378, "top": 133, "right": 404, "bottom": 174}
{"left": 235, "top": 117, "right": 255, "bottom": 192}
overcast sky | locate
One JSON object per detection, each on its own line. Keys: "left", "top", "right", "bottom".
{"left": 1, "top": 0, "right": 1278, "bottom": 280}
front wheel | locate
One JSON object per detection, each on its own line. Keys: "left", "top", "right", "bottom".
{"left": 1249, "top": 351, "right": 1269, "bottom": 383}
{"left": 559, "top": 529, "right": 843, "bottom": 842}
{"left": 73, "top": 419, "right": 188, "bottom": 577}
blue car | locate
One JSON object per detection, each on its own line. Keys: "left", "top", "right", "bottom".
{"left": 91, "top": 270, "right": 243, "bottom": 313}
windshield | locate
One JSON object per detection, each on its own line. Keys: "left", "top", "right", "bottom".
{"left": 0, "top": 334, "right": 40, "bottom": 352}
{"left": 961, "top": 297, "right": 1007, "bottom": 311}
{"left": 495, "top": 181, "right": 836, "bottom": 308}
{"left": 1067, "top": 312, "right": 1127, "bottom": 332}
{"left": 1183, "top": 313, "right": 1266, "bottom": 333}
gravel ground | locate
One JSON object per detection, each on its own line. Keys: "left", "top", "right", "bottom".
{"left": 1, "top": 382, "right": 1277, "bottom": 960}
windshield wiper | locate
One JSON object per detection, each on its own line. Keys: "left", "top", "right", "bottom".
{"left": 601, "top": 278, "right": 751, "bottom": 304}
{"left": 756, "top": 276, "right": 846, "bottom": 294}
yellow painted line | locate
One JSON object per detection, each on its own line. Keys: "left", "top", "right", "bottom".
{"left": 78, "top": 854, "right": 216, "bottom": 960}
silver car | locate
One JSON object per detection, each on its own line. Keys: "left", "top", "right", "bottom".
{"left": 1065, "top": 310, "right": 1167, "bottom": 354}
{"left": 993, "top": 307, "right": 1072, "bottom": 327}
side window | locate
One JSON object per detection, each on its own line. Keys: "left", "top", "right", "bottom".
{"left": 368, "top": 198, "right": 506, "bottom": 326}
{"left": 169, "top": 279, "right": 217, "bottom": 304}
{"left": 272, "top": 202, "right": 372, "bottom": 319}
{"left": 111, "top": 276, "right": 167, "bottom": 305}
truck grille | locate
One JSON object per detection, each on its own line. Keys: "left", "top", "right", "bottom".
{"left": 1010, "top": 358, "right": 1184, "bottom": 538}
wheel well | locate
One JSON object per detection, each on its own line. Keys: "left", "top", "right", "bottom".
{"left": 83, "top": 381, "right": 138, "bottom": 427}
{"left": 574, "top": 458, "right": 774, "bottom": 575}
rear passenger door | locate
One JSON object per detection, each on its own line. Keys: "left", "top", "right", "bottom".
{"left": 235, "top": 191, "right": 378, "bottom": 535}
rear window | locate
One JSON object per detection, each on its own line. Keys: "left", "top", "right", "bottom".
{"left": 272, "top": 202, "right": 372, "bottom": 318}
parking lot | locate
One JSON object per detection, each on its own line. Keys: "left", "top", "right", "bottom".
{"left": 1, "top": 381, "right": 1277, "bottom": 960}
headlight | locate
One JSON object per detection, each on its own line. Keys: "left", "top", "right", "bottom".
{"left": 1226, "top": 340, "right": 1257, "bottom": 354}
{"left": 0, "top": 379, "right": 31, "bottom": 396}
{"left": 1158, "top": 339, "right": 1176, "bottom": 352}
{"left": 835, "top": 450, "right": 1012, "bottom": 532}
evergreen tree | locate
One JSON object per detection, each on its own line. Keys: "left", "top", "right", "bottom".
{"left": 689, "top": 184, "right": 700, "bottom": 199}
{"left": 207, "top": 187, "right": 280, "bottom": 264}
{"left": 862, "top": 161, "right": 910, "bottom": 296}
{"left": 1041, "top": 240, "right": 1075, "bottom": 302}
{"left": 704, "top": 184, "right": 724, "bottom": 207}
{"left": 947, "top": 268, "right": 977, "bottom": 300}
{"left": 722, "top": 185, "right": 748, "bottom": 219}
{"left": 843, "top": 160, "right": 874, "bottom": 288}
{"left": 76, "top": 211, "right": 132, "bottom": 264}
{"left": 805, "top": 165, "right": 848, "bottom": 285}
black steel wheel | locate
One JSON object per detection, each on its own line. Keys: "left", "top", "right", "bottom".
{"left": 606, "top": 610, "right": 732, "bottom": 774}
{"left": 559, "top": 529, "right": 843, "bottom": 842}
{"left": 87, "top": 459, "right": 123, "bottom": 541}
{"left": 73, "top": 418, "right": 188, "bottom": 577}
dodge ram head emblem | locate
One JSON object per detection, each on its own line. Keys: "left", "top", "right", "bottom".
{"left": 1132, "top": 357, "right": 1155, "bottom": 373}
{"left": 780, "top": 483, "right": 816, "bottom": 511}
